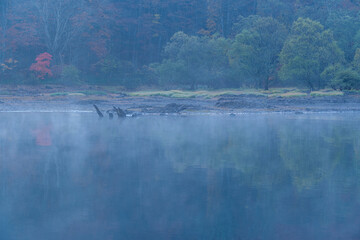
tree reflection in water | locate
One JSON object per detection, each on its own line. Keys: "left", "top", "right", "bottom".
{"left": 0, "top": 113, "right": 360, "bottom": 240}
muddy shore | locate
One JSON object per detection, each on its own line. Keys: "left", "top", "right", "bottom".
{"left": 1, "top": 85, "right": 360, "bottom": 115}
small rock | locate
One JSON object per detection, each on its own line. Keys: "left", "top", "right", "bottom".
{"left": 132, "top": 113, "right": 142, "bottom": 118}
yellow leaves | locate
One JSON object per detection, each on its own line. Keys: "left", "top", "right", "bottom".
{"left": 0, "top": 58, "right": 18, "bottom": 72}
{"left": 152, "top": 14, "right": 161, "bottom": 24}
{"left": 0, "top": 63, "right": 12, "bottom": 71}
{"left": 5, "top": 58, "right": 18, "bottom": 64}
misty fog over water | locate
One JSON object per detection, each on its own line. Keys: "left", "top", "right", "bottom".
{"left": 0, "top": 113, "right": 360, "bottom": 239}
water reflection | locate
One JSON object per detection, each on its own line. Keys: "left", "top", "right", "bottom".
{"left": 1, "top": 113, "right": 360, "bottom": 239}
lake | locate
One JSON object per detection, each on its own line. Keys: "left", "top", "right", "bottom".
{"left": 1, "top": 112, "right": 360, "bottom": 240}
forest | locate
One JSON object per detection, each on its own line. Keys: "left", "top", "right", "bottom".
{"left": 1, "top": 0, "right": 360, "bottom": 90}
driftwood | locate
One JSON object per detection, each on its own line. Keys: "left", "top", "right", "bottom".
{"left": 94, "top": 105, "right": 126, "bottom": 118}
{"left": 113, "top": 106, "right": 126, "bottom": 118}
{"left": 93, "top": 104, "right": 104, "bottom": 118}
{"left": 106, "top": 110, "right": 114, "bottom": 119}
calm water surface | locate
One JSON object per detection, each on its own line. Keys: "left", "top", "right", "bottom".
{"left": 1, "top": 113, "right": 360, "bottom": 240}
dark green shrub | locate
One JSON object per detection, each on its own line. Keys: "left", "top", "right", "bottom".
{"left": 60, "top": 65, "right": 81, "bottom": 85}
{"left": 153, "top": 32, "right": 230, "bottom": 89}
{"left": 330, "top": 68, "right": 360, "bottom": 90}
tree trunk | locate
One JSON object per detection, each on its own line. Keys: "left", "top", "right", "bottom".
{"left": 264, "top": 76, "right": 269, "bottom": 91}
{"left": 0, "top": 0, "right": 8, "bottom": 63}
{"left": 190, "top": 81, "right": 195, "bottom": 90}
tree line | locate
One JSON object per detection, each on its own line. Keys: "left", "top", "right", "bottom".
{"left": 1, "top": 0, "right": 360, "bottom": 90}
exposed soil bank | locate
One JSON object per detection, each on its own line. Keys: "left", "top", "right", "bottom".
{"left": 1, "top": 85, "right": 360, "bottom": 114}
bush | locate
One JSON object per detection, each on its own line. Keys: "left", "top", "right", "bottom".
{"left": 330, "top": 68, "right": 360, "bottom": 90}
{"left": 100, "top": 57, "right": 121, "bottom": 79}
{"left": 321, "top": 63, "right": 345, "bottom": 86}
{"left": 153, "top": 32, "right": 230, "bottom": 89}
{"left": 97, "top": 57, "right": 139, "bottom": 87}
{"left": 151, "top": 60, "right": 188, "bottom": 87}
{"left": 60, "top": 65, "right": 81, "bottom": 85}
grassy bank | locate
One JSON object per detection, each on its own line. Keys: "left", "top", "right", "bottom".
{"left": 128, "top": 88, "right": 344, "bottom": 98}
{"left": 0, "top": 85, "right": 346, "bottom": 99}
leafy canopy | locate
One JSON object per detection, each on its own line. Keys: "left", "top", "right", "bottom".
{"left": 229, "top": 16, "right": 287, "bottom": 89}
{"left": 279, "top": 18, "right": 344, "bottom": 89}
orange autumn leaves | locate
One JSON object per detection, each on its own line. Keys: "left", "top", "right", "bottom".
{"left": 29, "top": 52, "right": 53, "bottom": 79}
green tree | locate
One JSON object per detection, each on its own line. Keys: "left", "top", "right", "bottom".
{"left": 229, "top": 16, "right": 287, "bottom": 89}
{"left": 326, "top": 11, "right": 360, "bottom": 61}
{"left": 352, "top": 48, "right": 360, "bottom": 72}
{"left": 154, "top": 32, "right": 230, "bottom": 89}
{"left": 321, "top": 49, "right": 360, "bottom": 90}
{"left": 279, "top": 18, "right": 344, "bottom": 90}
{"left": 321, "top": 63, "right": 345, "bottom": 86}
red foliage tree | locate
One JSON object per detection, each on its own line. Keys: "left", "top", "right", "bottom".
{"left": 29, "top": 52, "right": 53, "bottom": 79}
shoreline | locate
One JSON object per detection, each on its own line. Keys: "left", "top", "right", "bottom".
{"left": 1, "top": 85, "right": 360, "bottom": 115}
